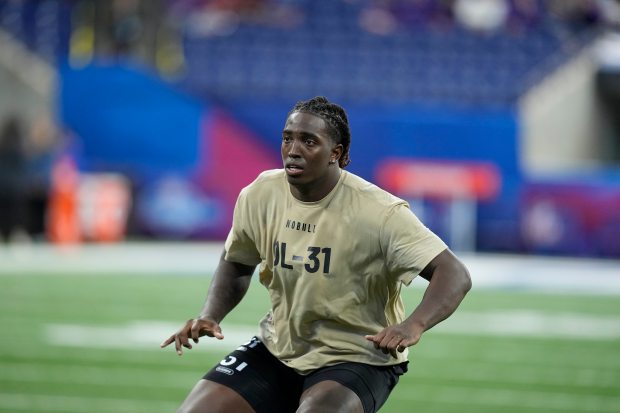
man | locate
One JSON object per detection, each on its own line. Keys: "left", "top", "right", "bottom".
{"left": 161, "top": 96, "right": 472, "bottom": 413}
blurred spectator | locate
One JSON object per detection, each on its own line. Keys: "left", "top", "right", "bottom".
{"left": 110, "top": 0, "right": 144, "bottom": 57}
{"left": 0, "top": 114, "right": 28, "bottom": 242}
{"left": 454, "top": 0, "right": 510, "bottom": 33}
{"left": 506, "top": 0, "right": 543, "bottom": 34}
{"left": 24, "top": 115, "right": 62, "bottom": 240}
{"left": 386, "top": 0, "right": 455, "bottom": 31}
{"left": 596, "top": 0, "right": 620, "bottom": 28}
{"left": 359, "top": 3, "right": 399, "bottom": 35}
{"left": 170, "top": 0, "right": 302, "bottom": 37}
{"left": 548, "top": 0, "right": 602, "bottom": 31}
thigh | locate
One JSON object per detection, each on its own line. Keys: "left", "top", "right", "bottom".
{"left": 199, "top": 336, "right": 304, "bottom": 413}
{"left": 177, "top": 379, "right": 254, "bottom": 413}
{"left": 301, "top": 362, "right": 408, "bottom": 413}
{"left": 298, "top": 380, "right": 363, "bottom": 413}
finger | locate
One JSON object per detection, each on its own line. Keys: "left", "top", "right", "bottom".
{"left": 160, "top": 336, "right": 174, "bottom": 348}
{"left": 365, "top": 335, "right": 380, "bottom": 349}
{"left": 366, "top": 331, "right": 385, "bottom": 349}
{"left": 387, "top": 336, "right": 403, "bottom": 358}
{"left": 174, "top": 336, "right": 183, "bottom": 356}
{"left": 212, "top": 324, "right": 224, "bottom": 340}
{"left": 179, "top": 333, "right": 193, "bottom": 350}
{"left": 364, "top": 333, "right": 382, "bottom": 343}
{"left": 190, "top": 321, "right": 201, "bottom": 343}
{"left": 378, "top": 335, "right": 402, "bottom": 357}
{"left": 379, "top": 341, "right": 389, "bottom": 354}
{"left": 379, "top": 333, "right": 397, "bottom": 351}
{"left": 203, "top": 323, "right": 224, "bottom": 340}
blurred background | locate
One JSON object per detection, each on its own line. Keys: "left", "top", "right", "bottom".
{"left": 0, "top": 0, "right": 619, "bottom": 253}
{"left": 1, "top": 0, "right": 619, "bottom": 412}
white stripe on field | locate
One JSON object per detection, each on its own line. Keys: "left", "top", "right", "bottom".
{"left": 2, "top": 242, "right": 620, "bottom": 294}
{"left": 435, "top": 310, "right": 620, "bottom": 340}
{"left": 44, "top": 311, "right": 620, "bottom": 352}
{"left": 0, "top": 392, "right": 178, "bottom": 413}
{"left": 45, "top": 321, "right": 259, "bottom": 350}
{"left": 0, "top": 362, "right": 194, "bottom": 389}
{"left": 396, "top": 384, "right": 620, "bottom": 412}
{"left": 2, "top": 358, "right": 615, "bottom": 389}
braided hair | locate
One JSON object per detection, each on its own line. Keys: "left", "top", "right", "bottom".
{"left": 288, "top": 96, "right": 351, "bottom": 168}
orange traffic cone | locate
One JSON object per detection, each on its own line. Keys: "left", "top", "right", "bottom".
{"left": 47, "top": 155, "right": 81, "bottom": 244}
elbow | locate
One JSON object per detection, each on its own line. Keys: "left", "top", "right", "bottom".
{"left": 448, "top": 251, "right": 471, "bottom": 295}
{"left": 461, "top": 266, "right": 472, "bottom": 295}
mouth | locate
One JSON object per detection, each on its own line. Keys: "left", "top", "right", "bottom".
{"left": 285, "top": 163, "right": 304, "bottom": 177}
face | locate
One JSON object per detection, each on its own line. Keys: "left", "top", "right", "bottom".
{"left": 281, "top": 112, "right": 342, "bottom": 199}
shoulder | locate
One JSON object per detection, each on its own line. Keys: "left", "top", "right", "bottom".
{"left": 237, "top": 169, "right": 286, "bottom": 204}
{"left": 340, "top": 170, "right": 407, "bottom": 210}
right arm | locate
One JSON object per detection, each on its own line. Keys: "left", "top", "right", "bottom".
{"left": 160, "top": 250, "right": 256, "bottom": 355}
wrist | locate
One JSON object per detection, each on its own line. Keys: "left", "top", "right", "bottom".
{"left": 403, "top": 316, "right": 426, "bottom": 333}
{"left": 197, "top": 313, "right": 219, "bottom": 324}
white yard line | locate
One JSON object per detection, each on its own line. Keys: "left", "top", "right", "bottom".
{"left": 44, "top": 310, "right": 620, "bottom": 355}
{"left": 1, "top": 242, "right": 619, "bottom": 294}
{"left": 2, "top": 356, "right": 615, "bottom": 390}
{"left": 45, "top": 321, "right": 259, "bottom": 350}
{"left": 0, "top": 392, "right": 178, "bottom": 413}
{"left": 2, "top": 374, "right": 618, "bottom": 413}
{"left": 458, "top": 252, "right": 620, "bottom": 295}
{"left": 0, "top": 242, "right": 224, "bottom": 276}
{"left": 0, "top": 362, "right": 192, "bottom": 389}
{"left": 396, "top": 384, "right": 620, "bottom": 412}
{"left": 436, "top": 310, "right": 620, "bottom": 340}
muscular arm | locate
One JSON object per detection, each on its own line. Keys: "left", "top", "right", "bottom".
{"left": 199, "top": 250, "right": 256, "bottom": 323}
{"left": 365, "top": 248, "right": 471, "bottom": 357}
{"left": 161, "top": 250, "right": 257, "bottom": 355}
{"left": 407, "top": 248, "right": 472, "bottom": 331}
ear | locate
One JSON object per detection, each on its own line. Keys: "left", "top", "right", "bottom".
{"left": 331, "top": 143, "right": 343, "bottom": 164}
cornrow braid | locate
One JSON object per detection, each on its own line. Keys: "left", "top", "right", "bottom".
{"left": 288, "top": 96, "right": 351, "bottom": 168}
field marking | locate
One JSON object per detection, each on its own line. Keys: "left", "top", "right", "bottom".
{"left": 45, "top": 321, "right": 258, "bottom": 351}
{"left": 409, "top": 361, "right": 619, "bottom": 389}
{"left": 2, "top": 242, "right": 620, "bottom": 294}
{"left": 44, "top": 310, "right": 620, "bottom": 354}
{"left": 0, "top": 361, "right": 194, "bottom": 389}
{"left": 436, "top": 310, "right": 620, "bottom": 340}
{"left": 0, "top": 392, "right": 178, "bottom": 413}
{"left": 396, "top": 384, "right": 620, "bottom": 412}
{"left": 2, "top": 356, "right": 616, "bottom": 390}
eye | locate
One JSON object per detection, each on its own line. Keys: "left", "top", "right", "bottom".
{"left": 304, "top": 138, "right": 315, "bottom": 146}
{"left": 282, "top": 136, "right": 291, "bottom": 143}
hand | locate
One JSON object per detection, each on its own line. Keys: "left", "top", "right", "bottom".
{"left": 364, "top": 321, "right": 423, "bottom": 358}
{"left": 160, "top": 317, "right": 224, "bottom": 356}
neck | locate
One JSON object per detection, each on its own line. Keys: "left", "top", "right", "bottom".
{"left": 290, "top": 169, "right": 341, "bottom": 202}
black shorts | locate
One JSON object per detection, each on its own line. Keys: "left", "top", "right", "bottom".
{"left": 203, "top": 337, "right": 408, "bottom": 413}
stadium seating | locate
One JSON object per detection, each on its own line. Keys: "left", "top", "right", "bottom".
{"left": 178, "top": 0, "right": 600, "bottom": 107}
{"left": 0, "top": 0, "right": 601, "bottom": 107}
{"left": 0, "top": 0, "right": 70, "bottom": 64}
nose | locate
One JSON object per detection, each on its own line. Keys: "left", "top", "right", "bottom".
{"left": 286, "top": 139, "right": 301, "bottom": 158}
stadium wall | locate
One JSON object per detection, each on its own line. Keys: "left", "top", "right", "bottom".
{"left": 0, "top": 29, "right": 55, "bottom": 121}
{"left": 519, "top": 45, "right": 606, "bottom": 173}
{"left": 57, "top": 62, "right": 620, "bottom": 257}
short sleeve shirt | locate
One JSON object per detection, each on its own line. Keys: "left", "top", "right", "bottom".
{"left": 225, "top": 169, "right": 447, "bottom": 374}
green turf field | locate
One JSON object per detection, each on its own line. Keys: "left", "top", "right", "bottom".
{"left": 1, "top": 273, "right": 619, "bottom": 413}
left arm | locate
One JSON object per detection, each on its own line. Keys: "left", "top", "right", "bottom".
{"left": 365, "top": 248, "right": 471, "bottom": 357}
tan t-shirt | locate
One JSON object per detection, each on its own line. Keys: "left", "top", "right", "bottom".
{"left": 225, "top": 169, "right": 447, "bottom": 374}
